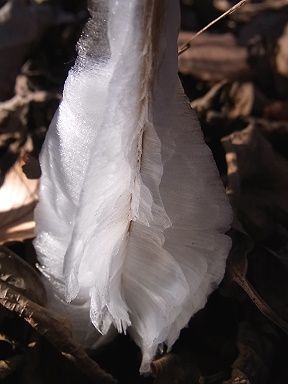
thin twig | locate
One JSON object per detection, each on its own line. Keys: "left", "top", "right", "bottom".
{"left": 233, "top": 274, "right": 288, "bottom": 335}
{"left": 178, "top": 0, "right": 249, "bottom": 56}
{"left": 0, "top": 280, "right": 116, "bottom": 384}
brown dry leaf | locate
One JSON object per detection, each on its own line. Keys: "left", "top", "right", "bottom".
{"left": 191, "top": 81, "right": 255, "bottom": 122}
{"left": 222, "top": 124, "right": 288, "bottom": 332}
{"left": 264, "top": 101, "right": 288, "bottom": 121}
{"left": 152, "top": 353, "right": 200, "bottom": 384}
{"left": 214, "top": 0, "right": 288, "bottom": 23}
{"left": 0, "top": 95, "right": 29, "bottom": 180}
{"left": 224, "top": 306, "right": 282, "bottom": 384}
{"left": 178, "top": 32, "right": 250, "bottom": 81}
{"left": 0, "top": 279, "right": 116, "bottom": 383}
{"left": 0, "top": 73, "right": 58, "bottom": 180}
{"left": 276, "top": 23, "right": 288, "bottom": 78}
{"left": 224, "top": 367, "right": 251, "bottom": 384}
{"left": 0, "top": 0, "right": 54, "bottom": 100}
{"left": 0, "top": 246, "right": 112, "bottom": 383}
{"left": 0, "top": 246, "right": 44, "bottom": 380}
{"left": 223, "top": 234, "right": 285, "bottom": 384}
{"left": 223, "top": 123, "right": 288, "bottom": 246}
{"left": 0, "top": 1, "right": 79, "bottom": 101}
{"left": 215, "top": 0, "right": 288, "bottom": 14}
{"left": 22, "top": 153, "right": 41, "bottom": 179}
{"left": 0, "top": 159, "right": 38, "bottom": 244}
{"left": 225, "top": 230, "right": 288, "bottom": 335}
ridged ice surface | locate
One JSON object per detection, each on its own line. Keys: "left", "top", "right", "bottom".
{"left": 34, "top": 0, "right": 232, "bottom": 372}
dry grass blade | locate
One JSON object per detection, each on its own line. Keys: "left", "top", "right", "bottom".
{"left": 178, "top": 0, "right": 249, "bottom": 55}
{"left": 0, "top": 279, "right": 116, "bottom": 384}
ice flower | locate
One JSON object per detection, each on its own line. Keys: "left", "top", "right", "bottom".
{"left": 34, "top": 0, "right": 232, "bottom": 372}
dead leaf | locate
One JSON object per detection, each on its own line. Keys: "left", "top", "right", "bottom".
{"left": 276, "top": 23, "right": 288, "bottom": 78}
{"left": 178, "top": 32, "right": 250, "bottom": 81}
{"left": 0, "top": 160, "right": 38, "bottom": 244}
{"left": 222, "top": 125, "right": 288, "bottom": 334}
{"left": 0, "top": 279, "right": 116, "bottom": 383}
{"left": 215, "top": 0, "right": 288, "bottom": 16}
{"left": 0, "top": 245, "right": 46, "bottom": 306}
{"left": 214, "top": 0, "right": 288, "bottom": 26}
{"left": 0, "top": 246, "right": 112, "bottom": 383}
{"left": 0, "top": 1, "right": 79, "bottom": 100}
{"left": 222, "top": 123, "right": 288, "bottom": 245}
{"left": 191, "top": 81, "right": 255, "bottom": 121}
{"left": 152, "top": 353, "right": 200, "bottom": 384}
{"left": 264, "top": 101, "right": 288, "bottom": 121}
{"left": 222, "top": 232, "right": 285, "bottom": 384}
{"left": 0, "top": 0, "right": 53, "bottom": 100}
{"left": 225, "top": 230, "right": 288, "bottom": 335}
{"left": 22, "top": 153, "right": 41, "bottom": 179}
{"left": 0, "top": 81, "right": 59, "bottom": 180}
{"left": 0, "top": 96, "right": 28, "bottom": 179}
{"left": 224, "top": 308, "right": 282, "bottom": 384}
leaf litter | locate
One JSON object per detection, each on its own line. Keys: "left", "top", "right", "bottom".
{"left": 1, "top": 0, "right": 288, "bottom": 383}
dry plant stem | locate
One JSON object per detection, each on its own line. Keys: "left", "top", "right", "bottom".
{"left": 178, "top": 0, "right": 249, "bottom": 55}
{"left": 233, "top": 273, "right": 288, "bottom": 336}
{"left": 0, "top": 280, "right": 116, "bottom": 384}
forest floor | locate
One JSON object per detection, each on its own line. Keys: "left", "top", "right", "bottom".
{"left": 0, "top": 1, "right": 288, "bottom": 383}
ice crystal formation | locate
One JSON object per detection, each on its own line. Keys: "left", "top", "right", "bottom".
{"left": 34, "top": 0, "right": 232, "bottom": 372}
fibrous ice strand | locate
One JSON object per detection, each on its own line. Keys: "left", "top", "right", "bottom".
{"left": 34, "top": 0, "right": 232, "bottom": 372}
